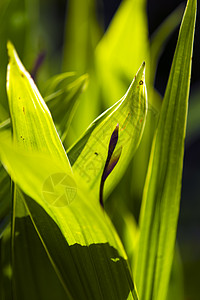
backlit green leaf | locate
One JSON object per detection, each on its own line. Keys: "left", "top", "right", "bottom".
{"left": 68, "top": 62, "right": 147, "bottom": 200}
{"left": 96, "top": 0, "right": 149, "bottom": 105}
{"left": 0, "top": 43, "right": 138, "bottom": 299}
{"left": 134, "top": 0, "right": 197, "bottom": 299}
{"left": 0, "top": 131, "right": 138, "bottom": 300}
{"left": 7, "top": 41, "right": 71, "bottom": 170}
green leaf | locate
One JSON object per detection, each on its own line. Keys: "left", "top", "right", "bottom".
{"left": 0, "top": 69, "right": 88, "bottom": 234}
{"left": 0, "top": 131, "right": 138, "bottom": 300}
{"left": 166, "top": 246, "right": 184, "bottom": 300}
{"left": 62, "top": 0, "right": 101, "bottom": 73}
{"left": 95, "top": 0, "right": 149, "bottom": 105}
{"left": 134, "top": 0, "right": 197, "bottom": 299}
{"left": 68, "top": 62, "right": 147, "bottom": 200}
{"left": 7, "top": 41, "right": 71, "bottom": 170}
{"left": 1, "top": 43, "right": 138, "bottom": 299}
{"left": 62, "top": 0, "right": 102, "bottom": 145}
{"left": 12, "top": 188, "right": 68, "bottom": 300}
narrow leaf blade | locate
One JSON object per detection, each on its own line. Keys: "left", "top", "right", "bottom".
{"left": 134, "top": 0, "right": 197, "bottom": 299}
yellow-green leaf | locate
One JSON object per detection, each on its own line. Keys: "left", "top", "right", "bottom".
{"left": 134, "top": 0, "right": 197, "bottom": 299}
{"left": 68, "top": 62, "right": 147, "bottom": 201}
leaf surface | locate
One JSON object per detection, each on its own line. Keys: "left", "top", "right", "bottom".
{"left": 0, "top": 43, "right": 138, "bottom": 299}
{"left": 68, "top": 62, "right": 147, "bottom": 200}
{"left": 134, "top": 0, "right": 197, "bottom": 299}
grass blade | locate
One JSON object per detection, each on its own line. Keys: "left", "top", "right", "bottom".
{"left": 134, "top": 0, "right": 197, "bottom": 299}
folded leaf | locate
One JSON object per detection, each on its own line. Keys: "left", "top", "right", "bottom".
{"left": 68, "top": 62, "right": 147, "bottom": 200}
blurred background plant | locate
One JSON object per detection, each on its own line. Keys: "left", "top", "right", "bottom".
{"left": 0, "top": 0, "right": 199, "bottom": 299}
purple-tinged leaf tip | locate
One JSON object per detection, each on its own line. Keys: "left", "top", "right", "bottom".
{"left": 100, "top": 124, "right": 121, "bottom": 208}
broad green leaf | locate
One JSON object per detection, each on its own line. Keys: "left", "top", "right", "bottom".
{"left": 95, "top": 0, "right": 149, "bottom": 105}
{"left": 0, "top": 61, "right": 87, "bottom": 235}
{"left": 0, "top": 131, "right": 73, "bottom": 209}
{"left": 0, "top": 131, "right": 138, "bottom": 300}
{"left": 1, "top": 43, "right": 138, "bottom": 299}
{"left": 134, "top": 1, "right": 197, "bottom": 300}
{"left": 7, "top": 41, "right": 71, "bottom": 170}
{"left": 0, "top": 72, "right": 88, "bottom": 140}
{"left": 68, "top": 62, "right": 147, "bottom": 200}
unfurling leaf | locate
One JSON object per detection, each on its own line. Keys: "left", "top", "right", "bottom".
{"left": 100, "top": 124, "right": 122, "bottom": 207}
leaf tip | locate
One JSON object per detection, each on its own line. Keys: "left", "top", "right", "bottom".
{"left": 99, "top": 124, "right": 121, "bottom": 208}
{"left": 7, "top": 40, "right": 14, "bottom": 61}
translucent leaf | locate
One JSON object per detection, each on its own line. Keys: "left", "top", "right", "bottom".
{"left": 7, "top": 41, "right": 71, "bottom": 170}
{"left": 68, "top": 62, "right": 147, "bottom": 200}
{"left": 0, "top": 43, "right": 138, "bottom": 299}
{"left": 95, "top": 0, "right": 149, "bottom": 105}
{"left": 0, "top": 131, "right": 138, "bottom": 300}
{"left": 134, "top": 0, "right": 197, "bottom": 299}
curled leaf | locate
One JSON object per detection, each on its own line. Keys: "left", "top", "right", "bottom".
{"left": 100, "top": 124, "right": 122, "bottom": 207}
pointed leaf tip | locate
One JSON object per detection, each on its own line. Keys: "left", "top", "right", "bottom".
{"left": 108, "top": 123, "right": 119, "bottom": 156}
{"left": 7, "top": 41, "right": 16, "bottom": 62}
{"left": 100, "top": 124, "right": 121, "bottom": 208}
